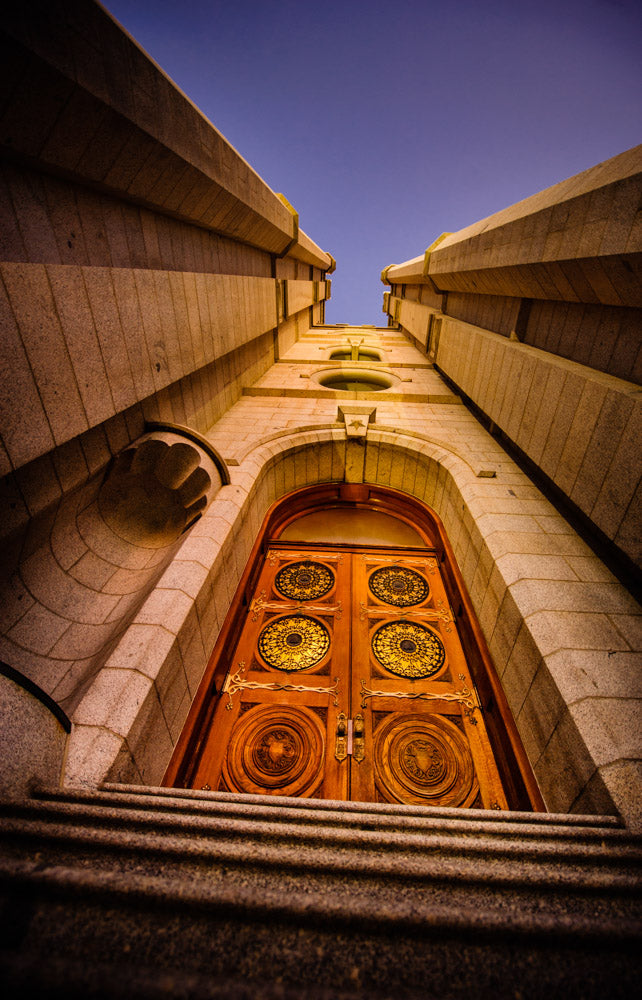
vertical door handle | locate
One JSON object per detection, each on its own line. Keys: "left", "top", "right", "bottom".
{"left": 353, "top": 713, "right": 365, "bottom": 763}
{"left": 335, "top": 713, "right": 365, "bottom": 763}
{"left": 335, "top": 712, "right": 348, "bottom": 761}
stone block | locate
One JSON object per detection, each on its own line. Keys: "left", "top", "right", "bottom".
{"left": 63, "top": 724, "right": 131, "bottom": 788}
{"left": 534, "top": 710, "right": 604, "bottom": 814}
{"left": 502, "top": 621, "right": 543, "bottom": 717}
{"left": 0, "top": 670, "right": 68, "bottom": 797}
{"left": 135, "top": 587, "right": 194, "bottom": 636}
{"left": 126, "top": 684, "right": 175, "bottom": 786}
{"left": 49, "top": 265, "right": 115, "bottom": 426}
{"left": 526, "top": 609, "right": 631, "bottom": 657}
{"left": 1, "top": 262, "right": 87, "bottom": 446}
{"left": 0, "top": 274, "right": 54, "bottom": 467}
{"left": 570, "top": 696, "right": 642, "bottom": 766}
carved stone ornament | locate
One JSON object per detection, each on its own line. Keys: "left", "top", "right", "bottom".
{"left": 274, "top": 560, "right": 335, "bottom": 601}
{"left": 257, "top": 614, "right": 331, "bottom": 672}
{"left": 368, "top": 566, "right": 429, "bottom": 607}
{"left": 373, "top": 713, "right": 478, "bottom": 807}
{"left": 371, "top": 620, "right": 446, "bottom": 679}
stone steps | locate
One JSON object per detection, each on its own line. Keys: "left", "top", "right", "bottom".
{"left": 0, "top": 785, "right": 641, "bottom": 998}
{"left": 2, "top": 788, "right": 639, "bottom": 888}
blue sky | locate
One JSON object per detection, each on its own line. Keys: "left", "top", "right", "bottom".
{"left": 106, "top": 0, "right": 642, "bottom": 325}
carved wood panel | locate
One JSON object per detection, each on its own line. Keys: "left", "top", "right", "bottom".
{"left": 189, "top": 545, "right": 508, "bottom": 809}
{"left": 190, "top": 548, "right": 350, "bottom": 799}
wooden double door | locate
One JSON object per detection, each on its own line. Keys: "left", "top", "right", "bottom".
{"left": 190, "top": 544, "right": 508, "bottom": 808}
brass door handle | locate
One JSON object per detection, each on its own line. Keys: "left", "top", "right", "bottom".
{"left": 335, "top": 712, "right": 348, "bottom": 761}
{"left": 335, "top": 712, "right": 365, "bottom": 763}
{"left": 353, "top": 713, "right": 365, "bottom": 763}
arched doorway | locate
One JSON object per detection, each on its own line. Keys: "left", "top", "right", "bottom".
{"left": 164, "top": 484, "right": 543, "bottom": 811}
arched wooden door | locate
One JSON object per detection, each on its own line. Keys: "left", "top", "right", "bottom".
{"left": 181, "top": 542, "right": 506, "bottom": 808}
{"left": 165, "top": 485, "right": 542, "bottom": 811}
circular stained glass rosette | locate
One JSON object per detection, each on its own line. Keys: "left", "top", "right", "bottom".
{"left": 257, "top": 614, "right": 330, "bottom": 672}
{"left": 368, "top": 566, "right": 429, "bottom": 607}
{"left": 275, "top": 560, "right": 334, "bottom": 601}
{"left": 371, "top": 620, "right": 446, "bottom": 679}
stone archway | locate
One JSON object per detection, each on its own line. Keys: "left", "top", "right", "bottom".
{"left": 64, "top": 427, "right": 637, "bottom": 828}
{"left": 164, "top": 482, "right": 542, "bottom": 810}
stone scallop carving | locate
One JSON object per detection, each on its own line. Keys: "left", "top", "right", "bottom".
{"left": 257, "top": 615, "right": 331, "bottom": 672}
{"left": 274, "top": 560, "right": 334, "bottom": 601}
{"left": 373, "top": 713, "right": 478, "bottom": 807}
{"left": 368, "top": 566, "right": 429, "bottom": 607}
{"left": 371, "top": 620, "right": 446, "bottom": 679}
{"left": 99, "top": 438, "right": 213, "bottom": 547}
{"left": 223, "top": 705, "right": 325, "bottom": 795}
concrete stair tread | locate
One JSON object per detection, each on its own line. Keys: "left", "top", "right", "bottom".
{"left": 33, "top": 785, "right": 631, "bottom": 845}
{"left": 1, "top": 784, "right": 641, "bottom": 999}
{"left": 21, "top": 786, "right": 639, "bottom": 855}
{"left": 1, "top": 786, "right": 640, "bottom": 913}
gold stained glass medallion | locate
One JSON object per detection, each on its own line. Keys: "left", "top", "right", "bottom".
{"left": 371, "top": 620, "right": 446, "bottom": 678}
{"left": 258, "top": 614, "right": 331, "bottom": 672}
{"left": 368, "top": 566, "right": 429, "bottom": 607}
{"left": 275, "top": 560, "right": 334, "bottom": 601}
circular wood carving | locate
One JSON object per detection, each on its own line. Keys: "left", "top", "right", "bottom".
{"left": 368, "top": 566, "right": 429, "bottom": 607}
{"left": 275, "top": 560, "right": 334, "bottom": 601}
{"left": 371, "top": 620, "right": 446, "bottom": 679}
{"left": 258, "top": 614, "right": 330, "bottom": 672}
{"left": 223, "top": 705, "right": 325, "bottom": 795}
{"left": 373, "top": 713, "right": 478, "bottom": 807}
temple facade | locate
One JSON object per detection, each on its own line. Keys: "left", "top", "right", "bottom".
{"left": 0, "top": 2, "right": 640, "bottom": 995}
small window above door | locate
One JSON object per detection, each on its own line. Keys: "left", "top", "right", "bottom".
{"left": 279, "top": 507, "right": 427, "bottom": 547}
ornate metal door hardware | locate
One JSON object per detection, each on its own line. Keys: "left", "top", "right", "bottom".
{"left": 335, "top": 712, "right": 366, "bottom": 762}
{"left": 353, "top": 713, "right": 365, "bottom": 763}
{"left": 359, "top": 674, "right": 480, "bottom": 722}
{"left": 250, "top": 591, "right": 343, "bottom": 622}
{"left": 335, "top": 712, "right": 348, "bottom": 761}
{"left": 223, "top": 662, "right": 339, "bottom": 709}
{"left": 360, "top": 599, "right": 453, "bottom": 630}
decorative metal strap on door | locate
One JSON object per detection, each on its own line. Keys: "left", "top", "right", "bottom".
{"left": 250, "top": 592, "right": 343, "bottom": 622}
{"left": 223, "top": 661, "right": 339, "bottom": 709}
{"left": 359, "top": 675, "right": 480, "bottom": 723}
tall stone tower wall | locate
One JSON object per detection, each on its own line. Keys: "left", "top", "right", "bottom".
{"left": 382, "top": 148, "right": 641, "bottom": 577}
{"left": 0, "top": 0, "right": 332, "bottom": 789}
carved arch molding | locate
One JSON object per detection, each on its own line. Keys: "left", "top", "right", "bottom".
{"left": 165, "top": 484, "right": 543, "bottom": 811}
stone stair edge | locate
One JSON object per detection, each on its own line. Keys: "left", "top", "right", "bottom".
{"left": 97, "top": 782, "right": 625, "bottom": 829}
{"left": 2, "top": 816, "right": 640, "bottom": 895}
{"left": 26, "top": 791, "right": 631, "bottom": 846}
{"left": 1, "top": 858, "right": 640, "bottom": 947}
{"left": 15, "top": 788, "right": 639, "bottom": 850}
{"left": 3, "top": 804, "right": 642, "bottom": 875}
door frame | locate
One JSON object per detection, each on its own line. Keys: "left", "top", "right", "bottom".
{"left": 163, "top": 483, "right": 544, "bottom": 811}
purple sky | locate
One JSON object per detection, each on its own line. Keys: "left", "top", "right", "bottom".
{"left": 105, "top": 0, "right": 642, "bottom": 325}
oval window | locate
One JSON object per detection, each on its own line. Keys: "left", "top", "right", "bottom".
{"left": 316, "top": 368, "right": 393, "bottom": 392}
{"left": 329, "top": 347, "right": 382, "bottom": 362}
